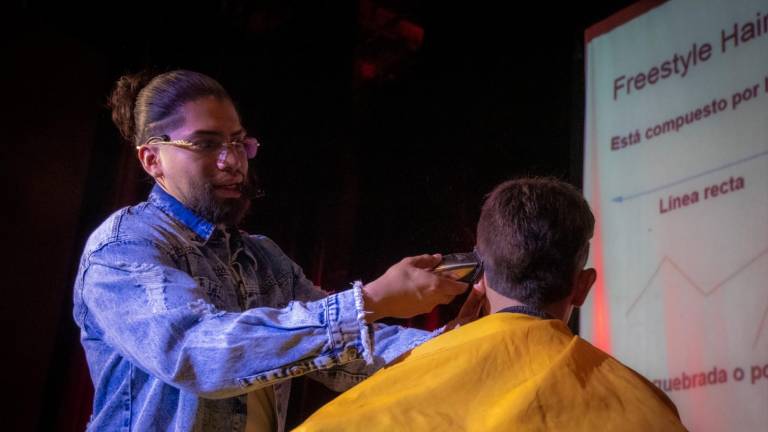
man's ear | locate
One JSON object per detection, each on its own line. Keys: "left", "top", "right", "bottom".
{"left": 137, "top": 145, "right": 163, "bottom": 179}
{"left": 571, "top": 268, "right": 596, "bottom": 307}
{"left": 477, "top": 274, "right": 491, "bottom": 316}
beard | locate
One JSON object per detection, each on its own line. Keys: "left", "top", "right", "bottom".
{"left": 184, "top": 180, "right": 253, "bottom": 227}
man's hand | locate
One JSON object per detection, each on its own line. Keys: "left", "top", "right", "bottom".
{"left": 362, "top": 254, "right": 468, "bottom": 322}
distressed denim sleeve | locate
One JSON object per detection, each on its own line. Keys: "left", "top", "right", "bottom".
{"left": 79, "top": 239, "right": 373, "bottom": 399}
{"left": 250, "top": 235, "right": 443, "bottom": 391}
{"left": 307, "top": 321, "right": 443, "bottom": 391}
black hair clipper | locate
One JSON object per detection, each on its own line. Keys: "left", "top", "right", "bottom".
{"left": 432, "top": 251, "right": 483, "bottom": 284}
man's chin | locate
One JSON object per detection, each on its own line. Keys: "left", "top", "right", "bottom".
{"left": 214, "top": 196, "right": 251, "bottom": 226}
{"left": 185, "top": 185, "right": 252, "bottom": 226}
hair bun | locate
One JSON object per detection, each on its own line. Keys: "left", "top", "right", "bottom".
{"left": 107, "top": 71, "right": 155, "bottom": 143}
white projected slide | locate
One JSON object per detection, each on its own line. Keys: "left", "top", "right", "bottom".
{"left": 581, "top": 0, "right": 768, "bottom": 430}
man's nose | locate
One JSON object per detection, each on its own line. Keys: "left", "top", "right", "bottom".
{"left": 216, "top": 146, "right": 245, "bottom": 172}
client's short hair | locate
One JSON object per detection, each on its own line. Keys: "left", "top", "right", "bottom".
{"left": 476, "top": 177, "right": 594, "bottom": 307}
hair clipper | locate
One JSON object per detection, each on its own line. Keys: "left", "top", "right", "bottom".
{"left": 432, "top": 251, "right": 483, "bottom": 284}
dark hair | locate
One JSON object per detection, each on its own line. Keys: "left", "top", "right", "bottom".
{"left": 108, "top": 69, "right": 232, "bottom": 147}
{"left": 476, "top": 177, "right": 595, "bottom": 307}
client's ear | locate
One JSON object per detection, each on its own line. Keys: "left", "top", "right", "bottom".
{"left": 572, "top": 268, "right": 596, "bottom": 307}
{"left": 478, "top": 275, "right": 491, "bottom": 316}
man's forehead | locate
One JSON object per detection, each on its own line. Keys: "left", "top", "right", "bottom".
{"left": 172, "top": 97, "right": 242, "bottom": 137}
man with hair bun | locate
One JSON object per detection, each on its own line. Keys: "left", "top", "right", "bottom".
{"left": 295, "top": 177, "right": 687, "bottom": 432}
{"left": 73, "top": 69, "right": 478, "bottom": 431}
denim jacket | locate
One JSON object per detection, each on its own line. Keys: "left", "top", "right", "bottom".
{"left": 73, "top": 185, "right": 437, "bottom": 431}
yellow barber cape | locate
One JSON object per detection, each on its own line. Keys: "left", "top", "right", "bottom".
{"left": 294, "top": 313, "right": 687, "bottom": 432}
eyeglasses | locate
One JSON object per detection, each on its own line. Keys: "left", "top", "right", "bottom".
{"left": 141, "top": 134, "right": 261, "bottom": 160}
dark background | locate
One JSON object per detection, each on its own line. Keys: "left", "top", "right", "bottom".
{"left": 5, "top": 0, "right": 638, "bottom": 430}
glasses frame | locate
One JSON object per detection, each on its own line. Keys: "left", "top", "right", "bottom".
{"left": 139, "top": 134, "right": 260, "bottom": 160}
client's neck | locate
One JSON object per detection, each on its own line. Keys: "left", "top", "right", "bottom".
{"left": 486, "top": 287, "right": 571, "bottom": 322}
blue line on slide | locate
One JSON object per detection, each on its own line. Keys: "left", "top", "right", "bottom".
{"left": 612, "top": 148, "right": 768, "bottom": 203}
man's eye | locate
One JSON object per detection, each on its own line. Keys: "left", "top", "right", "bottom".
{"left": 192, "top": 140, "right": 220, "bottom": 150}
